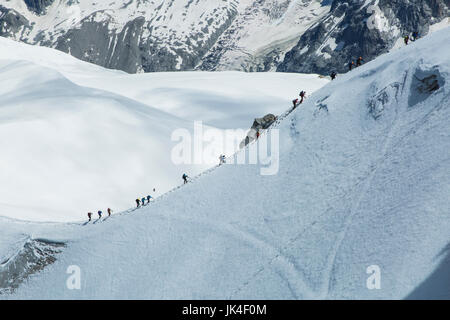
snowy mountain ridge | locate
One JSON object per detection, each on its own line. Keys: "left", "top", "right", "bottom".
{"left": 1, "top": 0, "right": 448, "bottom": 74}
{"left": 0, "top": 27, "right": 449, "bottom": 299}
{"left": 0, "top": 0, "right": 331, "bottom": 72}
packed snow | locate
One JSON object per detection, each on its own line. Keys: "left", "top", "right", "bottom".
{"left": 0, "top": 27, "right": 449, "bottom": 299}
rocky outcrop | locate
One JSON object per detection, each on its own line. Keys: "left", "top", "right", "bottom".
{"left": 0, "top": 239, "right": 65, "bottom": 295}
{"left": 240, "top": 114, "right": 277, "bottom": 148}
{"left": 0, "top": 6, "right": 30, "bottom": 39}
{"left": 24, "top": 0, "right": 55, "bottom": 15}
{"left": 277, "top": 0, "right": 449, "bottom": 75}
{"left": 55, "top": 13, "right": 147, "bottom": 73}
{"left": 28, "top": 3, "right": 237, "bottom": 73}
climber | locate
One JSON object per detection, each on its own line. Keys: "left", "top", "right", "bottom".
{"left": 147, "top": 195, "right": 152, "bottom": 203}
{"left": 136, "top": 198, "right": 141, "bottom": 208}
{"left": 256, "top": 130, "right": 260, "bottom": 139}
{"left": 330, "top": 71, "right": 337, "bottom": 80}
{"left": 219, "top": 154, "right": 226, "bottom": 165}
{"left": 88, "top": 212, "right": 92, "bottom": 222}
{"left": 141, "top": 197, "right": 146, "bottom": 206}
{"left": 356, "top": 56, "right": 363, "bottom": 67}
{"left": 412, "top": 31, "right": 419, "bottom": 41}
{"left": 107, "top": 208, "right": 112, "bottom": 217}
{"left": 404, "top": 35, "right": 409, "bottom": 45}
{"left": 183, "top": 173, "right": 189, "bottom": 184}
{"left": 348, "top": 61, "right": 355, "bottom": 71}
{"left": 299, "top": 90, "right": 306, "bottom": 104}
{"left": 292, "top": 98, "right": 299, "bottom": 109}
{"left": 98, "top": 210, "right": 102, "bottom": 219}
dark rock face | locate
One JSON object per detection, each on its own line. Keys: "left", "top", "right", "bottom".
{"left": 24, "top": 0, "right": 55, "bottom": 15}
{"left": 51, "top": 8, "right": 237, "bottom": 73}
{"left": 240, "top": 114, "right": 277, "bottom": 148}
{"left": 253, "top": 114, "right": 277, "bottom": 130}
{"left": 0, "top": 6, "right": 30, "bottom": 38}
{"left": 0, "top": 239, "right": 65, "bottom": 295}
{"left": 55, "top": 14, "right": 147, "bottom": 73}
{"left": 277, "top": 0, "right": 449, "bottom": 75}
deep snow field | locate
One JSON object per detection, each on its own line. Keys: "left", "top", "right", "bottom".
{"left": 0, "top": 27, "right": 449, "bottom": 299}
{"left": 0, "top": 37, "right": 328, "bottom": 222}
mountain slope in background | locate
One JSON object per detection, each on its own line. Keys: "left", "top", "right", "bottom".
{"left": 278, "top": 0, "right": 449, "bottom": 74}
{"left": 1, "top": 27, "right": 449, "bottom": 299}
{"left": 0, "top": 0, "right": 330, "bottom": 73}
{"left": 2, "top": 0, "right": 447, "bottom": 74}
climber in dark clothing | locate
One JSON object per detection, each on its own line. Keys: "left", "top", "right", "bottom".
{"left": 412, "top": 31, "right": 419, "bottom": 41}
{"left": 404, "top": 35, "right": 410, "bottom": 45}
{"left": 136, "top": 198, "right": 141, "bottom": 208}
{"left": 348, "top": 61, "right": 355, "bottom": 71}
{"left": 183, "top": 173, "right": 189, "bottom": 184}
{"left": 330, "top": 71, "right": 337, "bottom": 80}
{"left": 299, "top": 90, "right": 306, "bottom": 104}
{"left": 356, "top": 56, "right": 363, "bottom": 67}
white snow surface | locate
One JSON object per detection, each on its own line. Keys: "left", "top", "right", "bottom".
{"left": 0, "top": 36, "right": 328, "bottom": 222}
{"left": 0, "top": 28, "right": 450, "bottom": 299}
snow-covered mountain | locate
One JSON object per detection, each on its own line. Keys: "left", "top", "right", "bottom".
{"left": 2, "top": 0, "right": 447, "bottom": 74}
{"left": 0, "top": 0, "right": 330, "bottom": 73}
{"left": 278, "top": 0, "right": 450, "bottom": 74}
{"left": 1, "top": 27, "right": 449, "bottom": 299}
{"left": 0, "top": 35, "right": 328, "bottom": 222}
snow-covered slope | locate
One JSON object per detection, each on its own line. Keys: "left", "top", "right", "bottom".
{"left": 1, "top": 28, "right": 449, "bottom": 299}
{"left": 0, "top": 36, "right": 328, "bottom": 222}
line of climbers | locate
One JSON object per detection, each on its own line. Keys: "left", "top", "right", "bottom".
{"left": 404, "top": 31, "right": 420, "bottom": 45}
{"left": 292, "top": 90, "right": 307, "bottom": 109}
{"left": 347, "top": 31, "right": 420, "bottom": 76}
{"left": 86, "top": 157, "right": 231, "bottom": 222}
{"left": 87, "top": 208, "right": 113, "bottom": 222}
{"left": 136, "top": 194, "right": 154, "bottom": 208}
{"left": 182, "top": 154, "right": 226, "bottom": 185}
{"left": 87, "top": 188, "right": 158, "bottom": 222}
{"left": 86, "top": 30, "right": 423, "bottom": 223}
{"left": 139, "top": 30, "right": 424, "bottom": 220}
{"left": 181, "top": 154, "right": 226, "bottom": 185}
{"left": 348, "top": 56, "right": 364, "bottom": 71}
